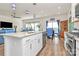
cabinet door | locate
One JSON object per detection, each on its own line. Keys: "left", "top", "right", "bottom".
{"left": 23, "top": 36, "right": 35, "bottom": 56}
{"left": 22, "top": 33, "right": 42, "bottom": 56}
{"left": 30, "top": 36, "right": 36, "bottom": 56}
{"left": 23, "top": 37, "right": 31, "bottom": 56}
{"left": 34, "top": 34, "right": 41, "bottom": 54}
{"left": 30, "top": 34, "right": 42, "bottom": 56}
{"left": 34, "top": 35, "right": 39, "bottom": 55}
{"left": 37, "top": 33, "right": 42, "bottom": 51}
{"left": 24, "top": 45, "right": 30, "bottom": 56}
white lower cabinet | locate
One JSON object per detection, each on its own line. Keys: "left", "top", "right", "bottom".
{"left": 35, "top": 33, "right": 42, "bottom": 54}
{"left": 4, "top": 32, "right": 43, "bottom": 56}
{"left": 23, "top": 37, "right": 31, "bottom": 56}
{"left": 30, "top": 39, "right": 36, "bottom": 56}
{"left": 22, "top": 33, "right": 42, "bottom": 56}
{"left": 38, "top": 33, "right": 42, "bottom": 51}
{"left": 34, "top": 38, "right": 38, "bottom": 55}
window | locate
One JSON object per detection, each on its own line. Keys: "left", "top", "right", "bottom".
{"left": 30, "top": 23, "right": 35, "bottom": 31}
{"left": 53, "top": 21, "right": 58, "bottom": 28}
{"left": 25, "top": 22, "right": 40, "bottom": 31}
{"left": 52, "top": 21, "right": 59, "bottom": 34}
{"left": 47, "top": 22, "right": 53, "bottom": 28}
{"left": 35, "top": 23, "right": 40, "bottom": 31}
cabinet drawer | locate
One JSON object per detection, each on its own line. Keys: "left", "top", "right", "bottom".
{"left": 23, "top": 37, "right": 31, "bottom": 46}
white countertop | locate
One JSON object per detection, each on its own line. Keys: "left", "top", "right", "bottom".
{"left": 0, "top": 31, "right": 43, "bottom": 38}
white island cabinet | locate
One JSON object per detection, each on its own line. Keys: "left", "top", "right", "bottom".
{"left": 3, "top": 32, "right": 43, "bottom": 56}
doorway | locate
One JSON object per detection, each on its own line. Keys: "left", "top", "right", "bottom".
{"left": 46, "top": 19, "right": 60, "bottom": 39}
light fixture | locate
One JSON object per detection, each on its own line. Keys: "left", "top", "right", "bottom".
{"left": 11, "top": 3, "right": 16, "bottom": 17}
{"left": 12, "top": 7, "right": 16, "bottom": 11}
{"left": 32, "top": 3, "right": 37, "bottom": 19}
{"left": 12, "top": 3, "right": 16, "bottom": 8}
{"left": 12, "top": 3, "right": 16, "bottom": 11}
{"left": 25, "top": 10, "right": 30, "bottom": 14}
{"left": 26, "top": 10, "right": 30, "bottom": 12}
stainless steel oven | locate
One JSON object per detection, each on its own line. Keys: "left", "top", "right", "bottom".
{"left": 65, "top": 33, "right": 76, "bottom": 56}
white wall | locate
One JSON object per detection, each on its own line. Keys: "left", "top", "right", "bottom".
{"left": 13, "top": 18, "right": 23, "bottom": 32}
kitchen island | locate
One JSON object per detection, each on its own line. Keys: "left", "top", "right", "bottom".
{"left": 1, "top": 31, "right": 43, "bottom": 56}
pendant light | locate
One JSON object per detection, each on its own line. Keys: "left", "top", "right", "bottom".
{"left": 33, "top": 3, "right": 37, "bottom": 20}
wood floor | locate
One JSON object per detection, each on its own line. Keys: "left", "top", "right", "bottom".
{"left": 0, "top": 44, "right": 4, "bottom": 56}
{"left": 38, "top": 37, "right": 67, "bottom": 56}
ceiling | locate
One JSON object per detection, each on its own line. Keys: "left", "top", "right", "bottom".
{"left": 0, "top": 3, "right": 71, "bottom": 18}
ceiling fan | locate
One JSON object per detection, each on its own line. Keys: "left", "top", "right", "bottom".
{"left": 11, "top": 13, "right": 21, "bottom": 18}
{"left": 11, "top": 14, "right": 21, "bottom": 18}
{"left": 11, "top": 3, "right": 21, "bottom": 18}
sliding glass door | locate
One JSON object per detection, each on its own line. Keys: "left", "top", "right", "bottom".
{"left": 52, "top": 21, "right": 59, "bottom": 34}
